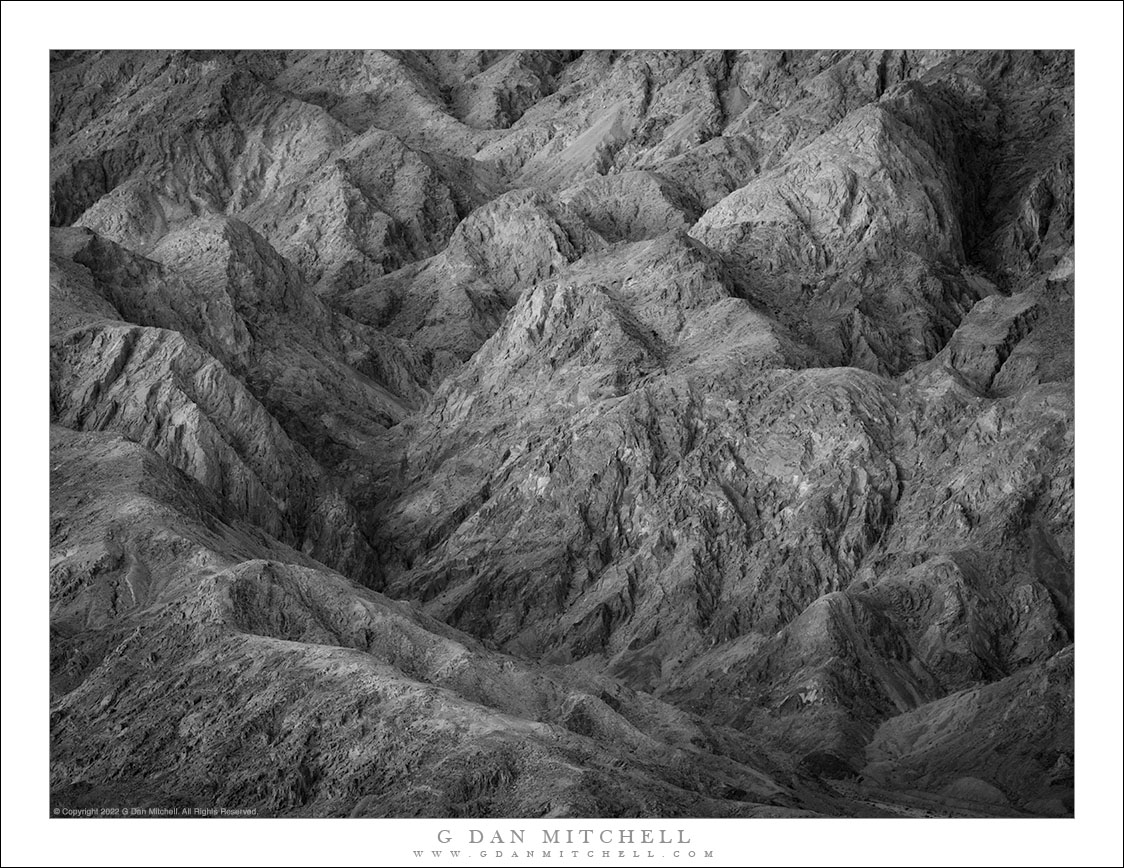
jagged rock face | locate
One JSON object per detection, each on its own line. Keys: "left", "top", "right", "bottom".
{"left": 49, "top": 425, "right": 840, "bottom": 818}
{"left": 333, "top": 188, "right": 605, "bottom": 385}
{"left": 50, "top": 49, "right": 1074, "bottom": 818}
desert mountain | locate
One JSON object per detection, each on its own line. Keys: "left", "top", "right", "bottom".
{"left": 50, "top": 49, "right": 1074, "bottom": 817}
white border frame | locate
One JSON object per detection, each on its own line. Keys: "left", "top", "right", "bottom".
{"left": 4, "top": 3, "right": 1121, "bottom": 865}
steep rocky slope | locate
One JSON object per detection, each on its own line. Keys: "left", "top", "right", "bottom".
{"left": 50, "top": 49, "right": 1074, "bottom": 818}
{"left": 51, "top": 424, "right": 855, "bottom": 817}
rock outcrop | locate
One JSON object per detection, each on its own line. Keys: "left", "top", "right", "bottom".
{"left": 50, "top": 49, "right": 1075, "bottom": 818}
{"left": 50, "top": 425, "right": 843, "bottom": 817}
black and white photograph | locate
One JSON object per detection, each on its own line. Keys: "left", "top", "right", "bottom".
{"left": 2, "top": 2, "right": 1122, "bottom": 866}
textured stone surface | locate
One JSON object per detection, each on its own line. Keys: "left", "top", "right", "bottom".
{"left": 50, "top": 49, "right": 1074, "bottom": 818}
{"left": 49, "top": 425, "right": 849, "bottom": 817}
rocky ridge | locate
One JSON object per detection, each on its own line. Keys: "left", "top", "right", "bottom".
{"left": 50, "top": 49, "right": 1074, "bottom": 817}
